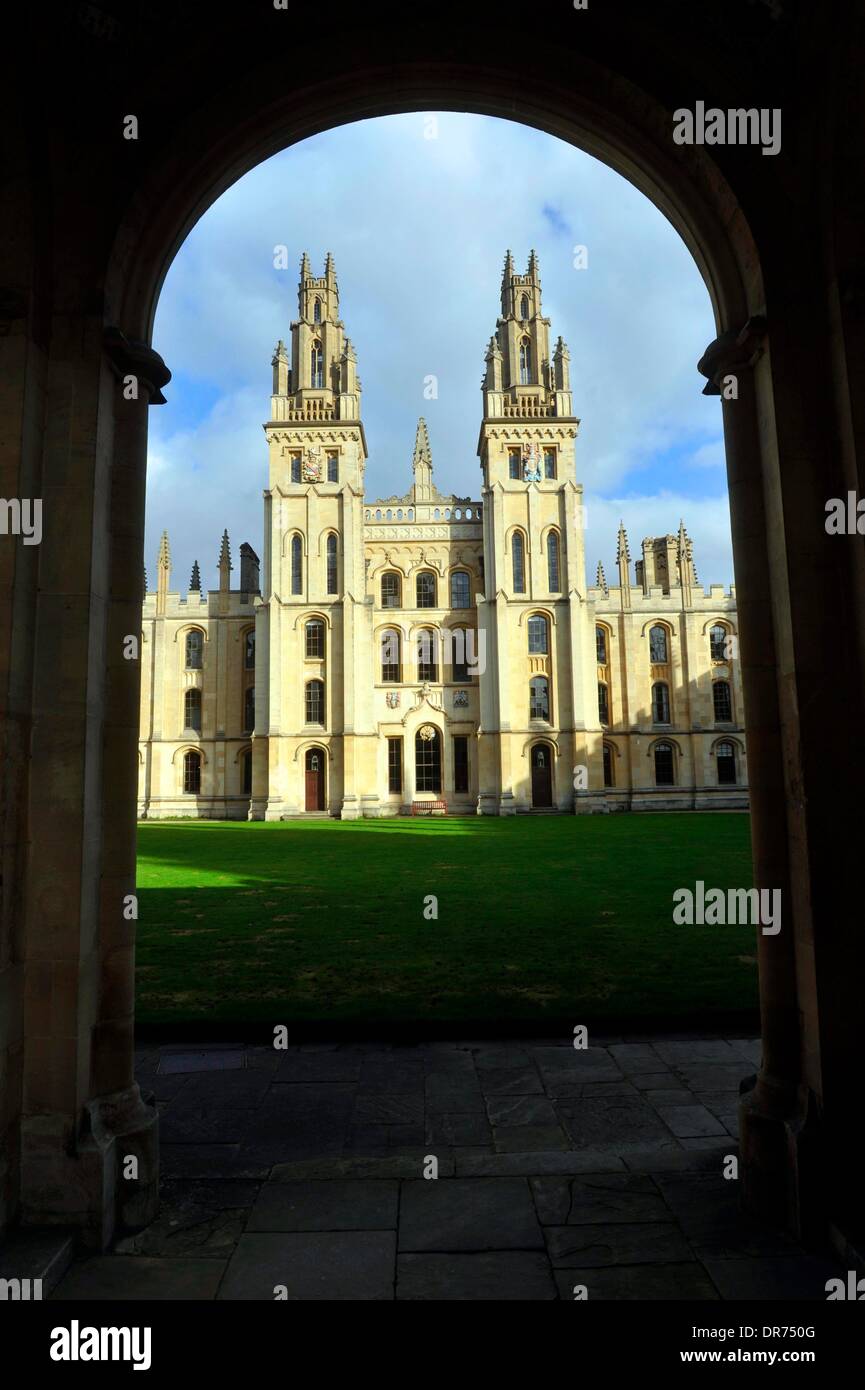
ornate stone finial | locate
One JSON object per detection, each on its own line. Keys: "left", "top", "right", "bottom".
{"left": 189, "top": 560, "right": 201, "bottom": 592}
{"left": 142, "top": 565, "right": 147, "bottom": 597}
{"left": 616, "top": 520, "right": 630, "bottom": 562}
{"left": 158, "top": 529, "right": 170, "bottom": 569}
{"left": 218, "top": 530, "right": 231, "bottom": 569}
{"left": 596, "top": 560, "right": 608, "bottom": 593}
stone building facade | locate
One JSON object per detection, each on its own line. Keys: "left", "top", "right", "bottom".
{"left": 138, "top": 253, "right": 748, "bottom": 818}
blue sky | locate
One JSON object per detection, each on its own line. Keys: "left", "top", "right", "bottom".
{"left": 147, "top": 112, "right": 732, "bottom": 593}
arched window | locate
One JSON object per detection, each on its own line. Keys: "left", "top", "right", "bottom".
{"left": 596, "top": 625, "right": 607, "bottom": 664}
{"left": 603, "top": 743, "right": 615, "bottom": 788}
{"left": 415, "top": 726, "right": 442, "bottom": 793}
{"left": 654, "top": 741, "right": 675, "bottom": 786}
{"left": 527, "top": 614, "right": 548, "bottom": 654}
{"left": 598, "top": 681, "right": 609, "bottom": 726}
{"left": 381, "top": 629, "right": 400, "bottom": 683}
{"left": 183, "top": 688, "right": 201, "bottom": 732}
{"left": 652, "top": 681, "right": 671, "bottom": 724}
{"left": 649, "top": 624, "right": 668, "bottom": 663}
{"left": 243, "top": 685, "right": 255, "bottom": 733}
{"left": 183, "top": 750, "right": 201, "bottom": 794}
{"left": 543, "top": 449, "right": 556, "bottom": 480}
{"left": 310, "top": 339, "right": 323, "bottom": 388}
{"left": 716, "top": 740, "right": 737, "bottom": 785}
{"left": 416, "top": 571, "right": 436, "bottom": 609}
{"left": 547, "top": 531, "right": 560, "bottom": 591}
{"left": 710, "top": 623, "right": 728, "bottom": 661}
{"left": 291, "top": 535, "right": 303, "bottom": 594}
{"left": 519, "top": 336, "right": 532, "bottom": 385}
{"left": 512, "top": 531, "right": 526, "bottom": 593}
{"left": 713, "top": 680, "right": 733, "bottom": 722}
{"left": 519, "top": 294, "right": 529, "bottom": 320}
{"left": 417, "top": 629, "right": 438, "bottom": 682}
{"left": 530, "top": 676, "right": 550, "bottom": 721}
{"left": 244, "top": 629, "right": 255, "bottom": 669}
{"left": 305, "top": 620, "right": 324, "bottom": 659}
{"left": 185, "top": 629, "right": 203, "bottom": 669}
{"left": 381, "top": 571, "right": 401, "bottom": 608}
{"left": 450, "top": 571, "right": 470, "bottom": 609}
{"left": 451, "top": 628, "right": 470, "bottom": 682}
{"left": 326, "top": 533, "right": 338, "bottom": 594}
{"left": 313, "top": 297, "right": 321, "bottom": 324}
{"left": 305, "top": 679, "right": 324, "bottom": 725}
{"left": 242, "top": 748, "right": 253, "bottom": 795}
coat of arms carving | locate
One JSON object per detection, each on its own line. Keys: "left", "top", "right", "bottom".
{"left": 386, "top": 691, "right": 400, "bottom": 709}
{"left": 303, "top": 444, "right": 323, "bottom": 482}
{"left": 522, "top": 442, "right": 542, "bottom": 482}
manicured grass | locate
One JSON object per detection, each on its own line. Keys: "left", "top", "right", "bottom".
{"left": 135, "top": 814, "right": 758, "bottom": 1029}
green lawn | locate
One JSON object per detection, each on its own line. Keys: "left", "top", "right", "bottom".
{"left": 135, "top": 814, "right": 758, "bottom": 1030}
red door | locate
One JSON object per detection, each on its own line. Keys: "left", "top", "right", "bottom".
{"left": 305, "top": 749, "right": 324, "bottom": 811}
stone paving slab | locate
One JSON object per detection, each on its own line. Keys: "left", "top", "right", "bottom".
{"left": 557, "top": 1096, "right": 679, "bottom": 1150}
{"left": 486, "top": 1094, "right": 558, "bottom": 1126}
{"left": 399, "top": 1178, "right": 545, "bottom": 1252}
{"left": 218, "top": 1232, "right": 396, "bottom": 1300}
{"left": 554, "top": 1263, "right": 720, "bottom": 1300}
{"left": 248, "top": 1180, "right": 398, "bottom": 1232}
{"left": 545, "top": 1221, "right": 694, "bottom": 1268}
{"left": 494, "top": 1124, "right": 570, "bottom": 1153}
{"left": 478, "top": 1067, "right": 545, "bottom": 1096}
{"left": 160, "top": 1048, "right": 245, "bottom": 1074}
{"left": 398, "top": 1251, "right": 557, "bottom": 1300}
{"left": 455, "top": 1149, "right": 627, "bottom": 1177}
{"left": 53, "top": 1256, "right": 228, "bottom": 1300}
{"left": 530, "top": 1174, "right": 671, "bottom": 1226}
{"left": 655, "top": 1104, "right": 727, "bottom": 1138}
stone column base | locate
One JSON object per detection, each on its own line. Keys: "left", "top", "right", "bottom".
{"left": 341, "top": 793, "right": 361, "bottom": 820}
{"left": 21, "top": 1083, "right": 158, "bottom": 1252}
{"left": 738, "top": 1072, "right": 820, "bottom": 1243}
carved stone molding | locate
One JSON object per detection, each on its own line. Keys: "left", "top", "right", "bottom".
{"left": 104, "top": 327, "right": 171, "bottom": 404}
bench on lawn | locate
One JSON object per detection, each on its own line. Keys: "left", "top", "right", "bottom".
{"left": 411, "top": 799, "right": 447, "bottom": 816}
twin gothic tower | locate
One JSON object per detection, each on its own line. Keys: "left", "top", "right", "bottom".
{"left": 138, "top": 253, "right": 746, "bottom": 818}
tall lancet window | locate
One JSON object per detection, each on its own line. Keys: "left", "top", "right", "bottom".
{"left": 313, "top": 297, "right": 322, "bottom": 324}
{"left": 291, "top": 534, "right": 303, "bottom": 594}
{"left": 519, "top": 294, "right": 529, "bottom": 320}
{"left": 311, "top": 340, "right": 324, "bottom": 388}
{"left": 326, "top": 533, "right": 338, "bottom": 594}
{"left": 519, "top": 337, "right": 532, "bottom": 385}
{"left": 547, "top": 531, "right": 561, "bottom": 592}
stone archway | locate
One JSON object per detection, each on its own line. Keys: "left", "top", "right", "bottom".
{"left": 3, "top": 3, "right": 864, "bottom": 1254}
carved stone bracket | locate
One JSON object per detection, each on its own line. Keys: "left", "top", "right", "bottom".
{"left": 697, "top": 315, "right": 767, "bottom": 395}
{"left": 104, "top": 327, "right": 171, "bottom": 404}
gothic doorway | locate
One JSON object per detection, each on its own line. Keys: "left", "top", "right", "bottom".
{"left": 305, "top": 747, "right": 325, "bottom": 811}
{"left": 530, "top": 743, "right": 553, "bottom": 807}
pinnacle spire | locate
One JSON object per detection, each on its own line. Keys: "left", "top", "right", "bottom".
{"left": 596, "top": 560, "right": 608, "bottom": 593}
{"left": 158, "top": 529, "right": 170, "bottom": 569}
{"left": 189, "top": 560, "right": 201, "bottom": 592}
{"left": 411, "top": 418, "right": 434, "bottom": 501}
{"left": 616, "top": 520, "right": 630, "bottom": 562}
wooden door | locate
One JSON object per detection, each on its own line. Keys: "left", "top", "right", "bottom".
{"left": 305, "top": 749, "right": 324, "bottom": 811}
{"left": 531, "top": 744, "right": 552, "bottom": 807}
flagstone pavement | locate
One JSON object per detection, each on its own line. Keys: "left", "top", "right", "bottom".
{"left": 52, "top": 1036, "right": 844, "bottom": 1301}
